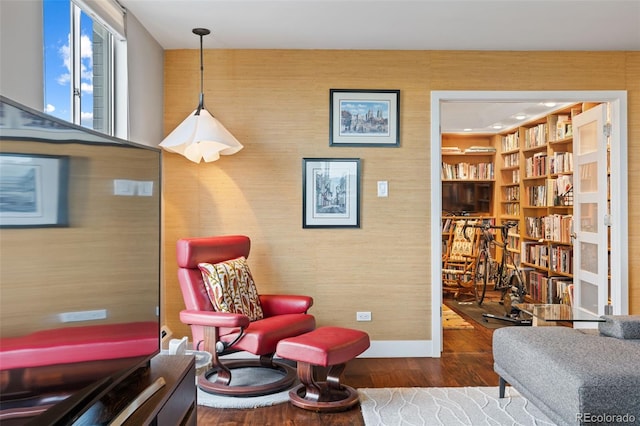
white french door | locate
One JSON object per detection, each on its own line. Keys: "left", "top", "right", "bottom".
{"left": 572, "top": 104, "right": 609, "bottom": 316}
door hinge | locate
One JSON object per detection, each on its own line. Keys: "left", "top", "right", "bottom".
{"left": 603, "top": 123, "right": 612, "bottom": 138}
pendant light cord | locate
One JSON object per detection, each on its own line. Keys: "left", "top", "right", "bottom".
{"left": 197, "top": 32, "right": 204, "bottom": 113}
{"left": 192, "top": 28, "right": 211, "bottom": 115}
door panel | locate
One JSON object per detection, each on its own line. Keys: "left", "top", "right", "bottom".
{"left": 573, "top": 104, "right": 608, "bottom": 316}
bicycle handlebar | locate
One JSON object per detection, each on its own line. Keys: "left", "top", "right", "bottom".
{"left": 461, "top": 220, "right": 518, "bottom": 241}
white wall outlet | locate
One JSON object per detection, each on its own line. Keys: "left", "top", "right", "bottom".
{"left": 377, "top": 181, "right": 388, "bottom": 197}
{"left": 58, "top": 309, "right": 107, "bottom": 323}
{"left": 356, "top": 311, "right": 372, "bottom": 321}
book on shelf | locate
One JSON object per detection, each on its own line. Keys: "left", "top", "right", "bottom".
{"left": 464, "top": 146, "right": 496, "bottom": 153}
{"left": 548, "top": 276, "right": 573, "bottom": 304}
{"left": 442, "top": 146, "right": 462, "bottom": 154}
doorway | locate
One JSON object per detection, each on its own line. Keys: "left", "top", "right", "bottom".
{"left": 430, "top": 91, "right": 628, "bottom": 356}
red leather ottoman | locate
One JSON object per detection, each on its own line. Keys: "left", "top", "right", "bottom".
{"left": 275, "top": 326, "right": 370, "bottom": 412}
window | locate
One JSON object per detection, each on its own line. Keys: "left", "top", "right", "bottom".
{"left": 43, "top": 0, "right": 126, "bottom": 137}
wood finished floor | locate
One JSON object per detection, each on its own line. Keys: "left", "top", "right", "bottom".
{"left": 197, "top": 293, "right": 499, "bottom": 425}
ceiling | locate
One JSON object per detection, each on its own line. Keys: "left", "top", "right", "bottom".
{"left": 118, "top": 0, "right": 639, "bottom": 133}
{"left": 119, "top": 0, "right": 639, "bottom": 51}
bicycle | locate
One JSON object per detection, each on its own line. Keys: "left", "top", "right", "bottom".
{"left": 462, "top": 220, "right": 530, "bottom": 324}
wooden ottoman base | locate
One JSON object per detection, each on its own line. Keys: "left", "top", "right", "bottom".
{"left": 276, "top": 326, "right": 370, "bottom": 412}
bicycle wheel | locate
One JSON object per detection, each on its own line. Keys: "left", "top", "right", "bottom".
{"left": 474, "top": 249, "right": 490, "bottom": 305}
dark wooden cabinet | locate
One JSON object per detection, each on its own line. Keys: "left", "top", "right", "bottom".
{"left": 123, "top": 354, "right": 196, "bottom": 425}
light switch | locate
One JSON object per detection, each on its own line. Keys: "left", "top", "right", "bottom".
{"left": 377, "top": 181, "right": 388, "bottom": 197}
{"left": 113, "top": 179, "right": 135, "bottom": 196}
{"left": 138, "top": 181, "right": 154, "bottom": 196}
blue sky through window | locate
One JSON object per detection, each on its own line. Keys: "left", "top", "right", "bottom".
{"left": 43, "top": 0, "right": 94, "bottom": 128}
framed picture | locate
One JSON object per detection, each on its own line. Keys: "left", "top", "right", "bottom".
{"left": 0, "top": 153, "right": 69, "bottom": 228}
{"left": 330, "top": 89, "right": 400, "bottom": 147}
{"left": 303, "top": 158, "right": 361, "bottom": 228}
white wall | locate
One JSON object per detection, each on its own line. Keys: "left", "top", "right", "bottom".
{"left": 125, "top": 13, "right": 164, "bottom": 147}
{"left": 0, "top": 1, "right": 44, "bottom": 109}
{"left": 0, "top": 0, "right": 164, "bottom": 147}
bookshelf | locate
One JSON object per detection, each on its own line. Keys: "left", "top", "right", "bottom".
{"left": 441, "top": 135, "right": 497, "bottom": 280}
{"left": 495, "top": 104, "right": 584, "bottom": 305}
{"left": 441, "top": 135, "right": 496, "bottom": 217}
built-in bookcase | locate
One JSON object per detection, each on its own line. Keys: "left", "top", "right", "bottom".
{"left": 495, "top": 104, "right": 587, "bottom": 305}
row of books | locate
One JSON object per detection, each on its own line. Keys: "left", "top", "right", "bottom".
{"left": 501, "top": 132, "right": 519, "bottom": 152}
{"left": 465, "top": 146, "right": 496, "bottom": 153}
{"left": 506, "top": 233, "right": 520, "bottom": 250}
{"left": 525, "top": 152, "right": 548, "bottom": 178}
{"left": 503, "top": 185, "right": 520, "bottom": 201}
{"left": 549, "top": 151, "right": 573, "bottom": 174}
{"left": 503, "top": 202, "right": 520, "bottom": 216}
{"left": 525, "top": 184, "right": 548, "bottom": 207}
{"left": 524, "top": 177, "right": 573, "bottom": 207}
{"left": 441, "top": 161, "right": 495, "bottom": 180}
{"left": 550, "top": 245, "right": 573, "bottom": 274}
{"left": 522, "top": 242, "right": 549, "bottom": 268}
{"left": 523, "top": 214, "right": 574, "bottom": 243}
{"left": 441, "top": 146, "right": 496, "bottom": 154}
{"left": 525, "top": 270, "right": 573, "bottom": 304}
{"left": 523, "top": 123, "right": 548, "bottom": 148}
{"left": 549, "top": 114, "right": 573, "bottom": 141}
{"left": 523, "top": 151, "right": 574, "bottom": 177}
{"left": 502, "top": 152, "right": 519, "bottom": 168}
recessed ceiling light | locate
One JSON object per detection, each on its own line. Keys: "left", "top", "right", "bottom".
{"left": 492, "top": 124, "right": 503, "bottom": 130}
{"left": 514, "top": 114, "right": 527, "bottom": 120}
{"left": 463, "top": 128, "right": 472, "bottom": 132}
{"left": 543, "top": 102, "right": 557, "bottom": 107}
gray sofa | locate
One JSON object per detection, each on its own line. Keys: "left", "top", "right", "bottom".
{"left": 493, "top": 316, "right": 640, "bottom": 426}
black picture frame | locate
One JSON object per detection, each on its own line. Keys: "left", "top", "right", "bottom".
{"left": 330, "top": 89, "right": 400, "bottom": 147}
{"left": 302, "top": 158, "right": 361, "bottom": 228}
{"left": 0, "top": 153, "right": 69, "bottom": 228}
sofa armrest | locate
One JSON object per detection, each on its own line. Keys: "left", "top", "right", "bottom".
{"left": 180, "top": 310, "right": 250, "bottom": 329}
{"left": 259, "top": 294, "right": 313, "bottom": 317}
{"left": 598, "top": 315, "right": 640, "bottom": 339}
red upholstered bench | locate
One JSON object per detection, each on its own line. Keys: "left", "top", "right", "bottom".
{"left": 275, "top": 326, "right": 370, "bottom": 412}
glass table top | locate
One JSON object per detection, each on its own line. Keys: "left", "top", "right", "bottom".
{"left": 515, "top": 303, "right": 606, "bottom": 322}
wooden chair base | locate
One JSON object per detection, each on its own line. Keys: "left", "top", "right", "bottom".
{"left": 288, "top": 382, "right": 360, "bottom": 412}
{"left": 287, "top": 362, "right": 360, "bottom": 412}
{"left": 198, "top": 359, "right": 297, "bottom": 397}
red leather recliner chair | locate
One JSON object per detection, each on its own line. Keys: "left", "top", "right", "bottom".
{"left": 176, "top": 235, "right": 315, "bottom": 396}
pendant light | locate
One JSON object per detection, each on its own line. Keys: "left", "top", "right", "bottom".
{"left": 159, "top": 28, "right": 243, "bottom": 163}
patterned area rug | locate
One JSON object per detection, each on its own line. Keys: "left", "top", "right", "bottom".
{"left": 442, "top": 305, "right": 474, "bottom": 329}
{"left": 358, "top": 386, "right": 555, "bottom": 426}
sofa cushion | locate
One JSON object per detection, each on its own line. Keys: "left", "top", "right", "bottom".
{"left": 598, "top": 315, "right": 640, "bottom": 339}
{"left": 199, "top": 257, "right": 264, "bottom": 321}
{"left": 493, "top": 326, "right": 640, "bottom": 426}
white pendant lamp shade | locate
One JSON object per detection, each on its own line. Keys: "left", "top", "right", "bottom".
{"left": 159, "top": 108, "right": 243, "bottom": 163}
{"left": 159, "top": 27, "right": 243, "bottom": 163}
